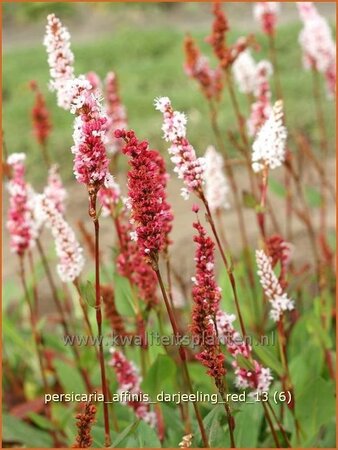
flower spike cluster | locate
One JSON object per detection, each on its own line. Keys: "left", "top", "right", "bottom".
{"left": 256, "top": 249, "right": 294, "bottom": 321}
{"left": 6, "top": 153, "right": 37, "bottom": 256}
{"left": 297, "top": 2, "right": 336, "bottom": 97}
{"left": 208, "top": 3, "right": 254, "bottom": 69}
{"left": 266, "top": 234, "right": 293, "bottom": 289}
{"left": 191, "top": 220, "right": 225, "bottom": 388}
{"left": 247, "top": 60, "right": 273, "bottom": 137}
{"left": 253, "top": 2, "right": 280, "bottom": 35}
{"left": 115, "top": 129, "right": 173, "bottom": 260}
{"left": 251, "top": 100, "right": 287, "bottom": 172}
{"left": 72, "top": 403, "right": 96, "bottom": 448}
{"left": 37, "top": 195, "right": 85, "bottom": 283}
{"left": 44, "top": 164, "right": 67, "bottom": 214}
{"left": 44, "top": 14, "right": 75, "bottom": 109}
{"left": 71, "top": 84, "right": 109, "bottom": 190}
{"left": 204, "top": 145, "right": 230, "bottom": 212}
{"left": 216, "top": 311, "right": 273, "bottom": 397}
{"left": 184, "top": 35, "right": 223, "bottom": 101}
{"left": 154, "top": 96, "right": 205, "bottom": 200}
{"left": 109, "top": 348, "right": 156, "bottom": 427}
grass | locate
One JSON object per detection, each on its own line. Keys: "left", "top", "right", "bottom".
{"left": 3, "top": 19, "right": 335, "bottom": 186}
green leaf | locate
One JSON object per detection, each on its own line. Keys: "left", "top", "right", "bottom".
{"left": 27, "top": 412, "right": 55, "bottom": 431}
{"left": 242, "top": 190, "right": 258, "bottom": 209}
{"left": 234, "top": 402, "right": 264, "bottom": 447}
{"left": 131, "top": 420, "right": 162, "bottom": 448}
{"left": 203, "top": 405, "right": 228, "bottom": 447}
{"left": 111, "top": 421, "right": 140, "bottom": 448}
{"left": 79, "top": 280, "right": 96, "bottom": 308}
{"left": 269, "top": 178, "right": 286, "bottom": 198}
{"left": 2, "top": 413, "right": 53, "bottom": 447}
{"left": 113, "top": 273, "right": 136, "bottom": 316}
{"left": 236, "top": 354, "right": 254, "bottom": 371}
{"left": 253, "top": 341, "right": 284, "bottom": 377}
{"left": 54, "top": 359, "right": 86, "bottom": 393}
{"left": 305, "top": 186, "right": 321, "bottom": 208}
{"left": 141, "top": 354, "right": 176, "bottom": 398}
{"left": 294, "top": 377, "right": 335, "bottom": 446}
{"left": 289, "top": 342, "right": 324, "bottom": 396}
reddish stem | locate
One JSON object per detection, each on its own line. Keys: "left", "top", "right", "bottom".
{"left": 93, "top": 212, "right": 111, "bottom": 447}
{"left": 154, "top": 264, "right": 210, "bottom": 448}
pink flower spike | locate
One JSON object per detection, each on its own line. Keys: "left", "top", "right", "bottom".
{"left": 44, "top": 14, "right": 75, "bottom": 109}
{"left": 104, "top": 72, "right": 128, "bottom": 154}
{"left": 247, "top": 60, "right": 273, "bottom": 137}
{"left": 253, "top": 2, "right": 280, "bottom": 35}
{"left": 255, "top": 249, "right": 294, "bottom": 322}
{"left": 109, "top": 348, "right": 156, "bottom": 427}
{"left": 44, "top": 164, "right": 67, "bottom": 214}
{"left": 192, "top": 204, "right": 200, "bottom": 213}
{"left": 6, "top": 153, "right": 37, "bottom": 256}
{"left": 204, "top": 145, "right": 230, "bottom": 212}
{"left": 154, "top": 96, "right": 205, "bottom": 200}
{"left": 116, "top": 129, "right": 173, "bottom": 260}
{"left": 216, "top": 310, "right": 273, "bottom": 397}
{"left": 297, "top": 2, "right": 336, "bottom": 98}
{"left": 36, "top": 194, "right": 85, "bottom": 283}
{"left": 191, "top": 221, "right": 225, "bottom": 385}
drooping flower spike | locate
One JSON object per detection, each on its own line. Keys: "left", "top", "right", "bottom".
{"left": 204, "top": 145, "right": 230, "bottom": 213}
{"left": 247, "top": 60, "right": 273, "bottom": 137}
{"left": 255, "top": 249, "right": 294, "bottom": 322}
{"left": 154, "top": 96, "right": 205, "bottom": 200}
{"left": 232, "top": 49, "right": 258, "bottom": 95}
{"left": 36, "top": 195, "right": 85, "bottom": 283}
{"left": 253, "top": 2, "right": 280, "bottom": 36}
{"left": 44, "top": 14, "right": 75, "bottom": 109}
{"left": 109, "top": 348, "right": 156, "bottom": 427}
{"left": 216, "top": 311, "right": 273, "bottom": 397}
{"left": 104, "top": 72, "right": 128, "bottom": 154}
{"left": 44, "top": 164, "right": 67, "bottom": 214}
{"left": 297, "top": 2, "right": 336, "bottom": 97}
{"left": 70, "top": 80, "right": 110, "bottom": 193}
{"left": 6, "top": 153, "right": 37, "bottom": 256}
{"left": 251, "top": 99, "right": 287, "bottom": 172}
{"left": 191, "top": 219, "right": 225, "bottom": 388}
{"left": 29, "top": 80, "right": 52, "bottom": 149}
{"left": 115, "top": 129, "right": 173, "bottom": 261}
{"left": 207, "top": 3, "right": 254, "bottom": 69}
{"left": 117, "top": 215, "right": 159, "bottom": 307}
{"left": 183, "top": 35, "right": 223, "bottom": 101}
{"left": 72, "top": 403, "right": 96, "bottom": 448}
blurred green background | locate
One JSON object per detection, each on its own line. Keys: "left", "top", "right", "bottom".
{"left": 3, "top": 2, "right": 336, "bottom": 187}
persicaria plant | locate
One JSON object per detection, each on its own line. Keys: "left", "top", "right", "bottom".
{"left": 3, "top": 3, "right": 335, "bottom": 449}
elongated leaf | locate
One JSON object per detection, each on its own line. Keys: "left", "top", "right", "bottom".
{"left": 2, "top": 413, "right": 53, "bottom": 447}
{"left": 79, "top": 280, "right": 96, "bottom": 308}
{"left": 141, "top": 354, "right": 176, "bottom": 398}
{"left": 253, "top": 342, "right": 284, "bottom": 377}
{"left": 54, "top": 359, "right": 86, "bottom": 393}
{"left": 203, "top": 405, "right": 228, "bottom": 448}
{"left": 113, "top": 273, "right": 136, "bottom": 316}
{"left": 294, "top": 377, "right": 335, "bottom": 446}
{"left": 111, "top": 421, "right": 140, "bottom": 448}
{"left": 234, "top": 402, "right": 264, "bottom": 447}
